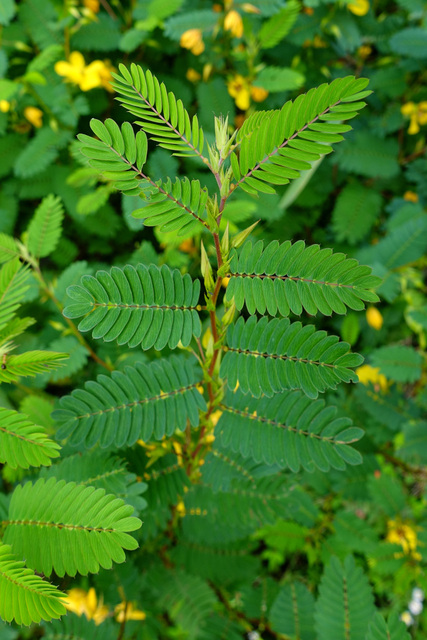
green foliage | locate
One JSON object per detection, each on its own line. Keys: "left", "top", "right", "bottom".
{"left": 230, "top": 76, "right": 370, "bottom": 195}
{"left": 63, "top": 264, "right": 202, "bottom": 350}
{"left": 53, "top": 356, "right": 206, "bottom": 447}
{"left": 226, "top": 239, "right": 381, "bottom": 316}
{"left": 3, "top": 478, "right": 141, "bottom": 576}
{"left": 27, "top": 194, "right": 64, "bottom": 258}
{"left": 218, "top": 387, "right": 363, "bottom": 471}
{"left": 221, "top": 316, "right": 363, "bottom": 398}
{"left": 113, "top": 64, "right": 205, "bottom": 158}
{"left": 0, "top": 541, "right": 66, "bottom": 625}
{"left": 1, "top": 1, "right": 427, "bottom": 635}
{"left": 0, "top": 407, "right": 60, "bottom": 469}
{"left": 269, "top": 582, "right": 315, "bottom": 639}
{"left": 315, "top": 555, "right": 375, "bottom": 640}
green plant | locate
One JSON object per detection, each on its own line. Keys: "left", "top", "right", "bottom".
{"left": 0, "top": 62, "right": 400, "bottom": 637}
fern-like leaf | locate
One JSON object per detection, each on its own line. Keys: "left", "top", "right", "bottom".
{"left": 112, "top": 63, "right": 205, "bottom": 159}
{"left": 225, "top": 239, "right": 381, "bottom": 316}
{"left": 41, "top": 451, "right": 148, "bottom": 512}
{"left": 3, "top": 477, "right": 142, "bottom": 577}
{"left": 268, "top": 582, "right": 315, "bottom": 640}
{"left": 132, "top": 176, "right": 209, "bottom": 235}
{"left": 0, "top": 233, "right": 19, "bottom": 263}
{"left": 42, "top": 612, "right": 116, "bottom": 640}
{"left": 220, "top": 316, "right": 363, "bottom": 399}
{"left": 230, "top": 76, "right": 371, "bottom": 195}
{"left": 79, "top": 119, "right": 209, "bottom": 232}
{"left": 27, "top": 194, "right": 64, "bottom": 258}
{"left": 63, "top": 263, "right": 202, "bottom": 350}
{"left": 53, "top": 356, "right": 206, "bottom": 448}
{"left": 0, "top": 541, "right": 66, "bottom": 626}
{"left": 366, "top": 612, "right": 411, "bottom": 640}
{"left": 0, "top": 407, "right": 61, "bottom": 469}
{"left": 148, "top": 567, "right": 217, "bottom": 640}
{"left": 217, "top": 388, "right": 363, "bottom": 472}
{"left": 314, "top": 555, "right": 375, "bottom": 640}
{"left": 0, "top": 258, "right": 30, "bottom": 333}
{"left": 0, "top": 350, "right": 68, "bottom": 384}
{"left": 258, "top": 0, "right": 300, "bottom": 49}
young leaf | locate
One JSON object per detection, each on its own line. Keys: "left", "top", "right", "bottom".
{"left": 0, "top": 541, "right": 66, "bottom": 626}
{"left": 27, "top": 194, "right": 64, "bottom": 258}
{"left": 3, "top": 477, "right": 142, "bottom": 577}
{"left": 0, "top": 407, "right": 61, "bottom": 469}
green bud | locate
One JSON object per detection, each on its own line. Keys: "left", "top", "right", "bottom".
{"left": 222, "top": 300, "right": 236, "bottom": 327}
{"left": 207, "top": 142, "right": 220, "bottom": 173}
{"left": 214, "top": 115, "right": 228, "bottom": 151}
{"left": 200, "top": 241, "right": 215, "bottom": 294}
{"left": 220, "top": 223, "right": 230, "bottom": 257}
{"left": 231, "top": 220, "right": 260, "bottom": 249}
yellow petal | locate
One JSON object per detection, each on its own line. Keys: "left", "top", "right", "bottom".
{"left": 250, "top": 86, "right": 268, "bottom": 102}
{"left": 83, "top": 0, "right": 100, "bottom": 12}
{"left": 69, "top": 51, "right": 86, "bottom": 70}
{"left": 403, "top": 190, "right": 418, "bottom": 203}
{"left": 0, "top": 100, "right": 10, "bottom": 112}
{"left": 366, "top": 307, "right": 383, "bottom": 330}
{"left": 224, "top": 10, "right": 244, "bottom": 38}
{"left": 186, "top": 68, "right": 201, "bottom": 83}
{"left": 408, "top": 115, "right": 420, "bottom": 135}
{"left": 347, "top": 0, "right": 370, "bottom": 16}
{"left": 180, "top": 29, "right": 202, "bottom": 50}
{"left": 401, "top": 102, "right": 416, "bottom": 116}
{"left": 236, "top": 87, "right": 251, "bottom": 110}
{"left": 24, "top": 106, "right": 43, "bottom": 128}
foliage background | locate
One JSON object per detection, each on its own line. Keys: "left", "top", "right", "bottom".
{"left": 0, "top": 0, "right": 426, "bottom": 637}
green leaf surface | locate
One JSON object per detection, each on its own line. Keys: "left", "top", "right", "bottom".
{"left": 3, "top": 477, "right": 142, "bottom": 576}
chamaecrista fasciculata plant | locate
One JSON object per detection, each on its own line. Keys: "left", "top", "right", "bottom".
{"left": 0, "top": 63, "right": 383, "bottom": 629}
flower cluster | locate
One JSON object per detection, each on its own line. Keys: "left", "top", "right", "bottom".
{"left": 180, "top": 29, "right": 205, "bottom": 55}
{"left": 227, "top": 74, "right": 268, "bottom": 110}
{"left": 355, "top": 364, "right": 388, "bottom": 392}
{"left": 63, "top": 587, "right": 146, "bottom": 624}
{"left": 401, "top": 588, "right": 424, "bottom": 626}
{"left": 401, "top": 101, "right": 427, "bottom": 135}
{"left": 54, "top": 51, "right": 114, "bottom": 92}
{"left": 386, "top": 519, "right": 421, "bottom": 560}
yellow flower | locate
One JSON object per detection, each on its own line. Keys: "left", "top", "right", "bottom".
{"left": 180, "top": 29, "right": 205, "bottom": 55}
{"left": 403, "top": 191, "right": 418, "bottom": 203}
{"left": 54, "top": 51, "right": 114, "bottom": 92}
{"left": 24, "top": 106, "right": 43, "bottom": 128}
{"left": 224, "top": 10, "right": 244, "bottom": 38}
{"left": 0, "top": 100, "right": 10, "bottom": 113}
{"left": 83, "top": 0, "right": 100, "bottom": 11}
{"left": 210, "top": 410, "right": 223, "bottom": 427}
{"left": 386, "top": 520, "right": 421, "bottom": 560}
{"left": 347, "top": 0, "right": 370, "bottom": 16}
{"left": 227, "top": 74, "right": 251, "bottom": 110}
{"left": 176, "top": 500, "right": 186, "bottom": 516}
{"left": 250, "top": 86, "right": 269, "bottom": 102}
{"left": 355, "top": 364, "right": 388, "bottom": 392}
{"left": 222, "top": 276, "right": 230, "bottom": 288}
{"left": 366, "top": 307, "right": 383, "bottom": 330}
{"left": 115, "top": 601, "right": 146, "bottom": 623}
{"left": 186, "top": 68, "right": 201, "bottom": 83}
{"left": 401, "top": 102, "right": 427, "bottom": 135}
{"left": 358, "top": 44, "right": 372, "bottom": 59}
{"left": 63, "top": 588, "right": 109, "bottom": 625}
